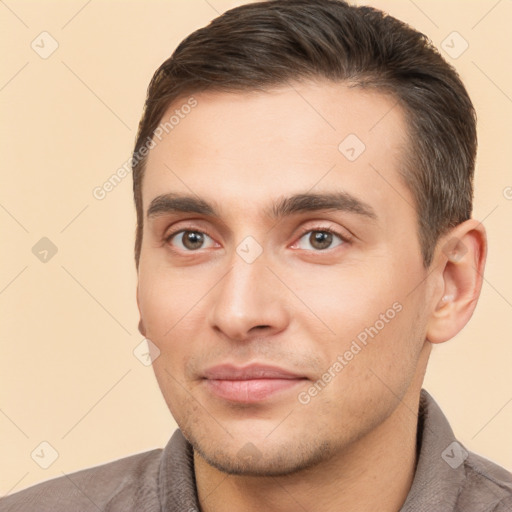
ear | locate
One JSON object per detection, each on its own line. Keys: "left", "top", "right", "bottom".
{"left": 136, "top": 284, "right": 147, "bottom": 337}
{"left": 426, "top": 219, "right": 487, "bottom": 344}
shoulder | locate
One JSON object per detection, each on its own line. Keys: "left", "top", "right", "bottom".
{"left": 456, "top": 450, "right": 512, "bottom": 512}
{"left": 0, "top": 449, "right": 163, "bottom": 512}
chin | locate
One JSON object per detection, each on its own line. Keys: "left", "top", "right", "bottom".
{"left": 190, "top": 431, "right": 335, "bottom": 477}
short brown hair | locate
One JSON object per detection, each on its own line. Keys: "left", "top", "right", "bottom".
{"left": 132, "top": 0, "right": 476, "bottom": 269}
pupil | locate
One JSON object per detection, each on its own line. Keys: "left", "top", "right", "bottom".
{"left": 184, "top": 231, "right": 204, "bottom": 249}
{"left": 311, "top": 231, "right": 332, "bottom": 250}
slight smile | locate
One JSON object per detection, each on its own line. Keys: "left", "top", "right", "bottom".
{"left": 202, "top": 364, "right": 308, "bottom": 404}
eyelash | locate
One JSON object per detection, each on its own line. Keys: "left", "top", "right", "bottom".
{"left": 293, "top": 226, "right": 352, "bottom": 248}
{"left": 164, "top": 224, "right": 352, "bottom": 253}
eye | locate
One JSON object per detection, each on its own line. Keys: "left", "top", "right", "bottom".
{"left": 166, "top": 230, "right": 216, "bottom": 251}
{"left": 293, "top": 228, "right": 347, "bottom": 251}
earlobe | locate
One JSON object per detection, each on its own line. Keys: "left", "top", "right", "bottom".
{"left": 427, "top": 291, "right": 457, "bottom": 344}
{"left": 426, "top": 220, "right": 487, "bottom": 344}
{"left": 138, "top": 319, "right": 147, "bottom": 337}
{"left": 135, "top": 285, "right": 147, "bottom": 337}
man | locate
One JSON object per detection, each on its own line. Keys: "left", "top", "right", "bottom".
{"left": 2, "top": 0, "right": 511, "bottom": 511}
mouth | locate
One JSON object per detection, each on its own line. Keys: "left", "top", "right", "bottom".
{"left": 202, "top": 363, "right": 308, "bottom": 404}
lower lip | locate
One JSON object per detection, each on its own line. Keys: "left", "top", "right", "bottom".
{"left": 204, "top": 378, "right": 305, "bottom": 403}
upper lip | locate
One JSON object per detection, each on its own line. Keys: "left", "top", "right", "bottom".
{"left": 202, "top": 364, "right": 305, "bottom": 380}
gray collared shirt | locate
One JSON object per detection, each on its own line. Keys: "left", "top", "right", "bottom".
{"left": 1, "top": 389, "right": 511, "bottom": 511}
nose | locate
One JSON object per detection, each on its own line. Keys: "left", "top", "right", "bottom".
{"left": 207, "top": 249, "right": 290, "bottom": 343}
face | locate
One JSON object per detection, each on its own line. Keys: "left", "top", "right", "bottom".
{"left": 137, "top": 80, "right": 434, "bottom": 476}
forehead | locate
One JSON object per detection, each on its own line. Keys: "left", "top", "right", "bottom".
{"left": 142, "top": 81, "right": 412, "bottom": 224}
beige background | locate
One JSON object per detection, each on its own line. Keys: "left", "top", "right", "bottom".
{"left": 1, "top": 0, "right": 511, "bottom": 495}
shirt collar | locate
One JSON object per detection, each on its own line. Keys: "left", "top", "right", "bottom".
{"left": 399, "top": 388, "right": 466, "bottom": 511}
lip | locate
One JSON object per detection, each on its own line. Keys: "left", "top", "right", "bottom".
{"left": 202, "top": 364, "right": 307, "bottom": 403}
{"left": 203, "top": 364, "right": 304, "bottom": 380}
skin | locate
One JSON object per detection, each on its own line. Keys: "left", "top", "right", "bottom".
{"left": 136, "top": 80, "right": 486, "bottom": 512}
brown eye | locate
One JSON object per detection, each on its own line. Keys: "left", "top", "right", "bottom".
{"left": 167, "top": 230, "right": 215, "bottom": 251}
{"left": 295, "top": 229, "right": 345, "bottom": 251}
{"left": 310, "top": 231, "right": 333, "bottom": 250}
{"left": 182, "top": 231, "right": 204, "bottom": 250}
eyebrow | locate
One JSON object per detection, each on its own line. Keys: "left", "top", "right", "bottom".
{"left": 146, "top": 191, "right": 378, "bottom": 222}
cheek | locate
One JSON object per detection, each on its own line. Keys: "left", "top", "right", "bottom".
{"left": 151, "top": 356, "right": 194, "bottom": 431}
{"left": 289, "top": 262, "right": 400, "bottom": 334}
{"left": 137, "top": 264, "right": 211, "bottom": 391}
{"left": 137, "top": 262, "right": 208, "bottom": 343}
{"left": 314, "top": 261, "right": 426, "bottom": 374}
